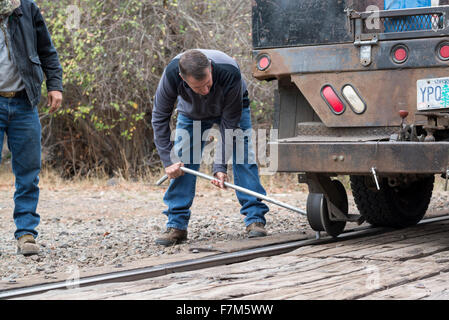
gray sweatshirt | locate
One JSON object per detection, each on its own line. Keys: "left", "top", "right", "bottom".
{"left": 152, "top": 49, "right": 249, "bottom": 174}
{"left": 0, "top": 16, "right": 24, "bottom": 92}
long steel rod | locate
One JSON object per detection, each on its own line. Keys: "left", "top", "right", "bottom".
{"left": 156, "top": 167, "right": 307, "bottom": 215}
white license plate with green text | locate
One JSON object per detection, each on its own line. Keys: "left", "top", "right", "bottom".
{"left": 417, "top": 77, "right": 449, "bottom": 111}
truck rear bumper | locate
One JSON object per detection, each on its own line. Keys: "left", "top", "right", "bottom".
{"left": 274, "top": 141, "right": 449, "bottom": 174}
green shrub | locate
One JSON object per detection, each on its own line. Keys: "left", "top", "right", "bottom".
{"left": 37, "top": 0, "right": 275, "bottom": 178}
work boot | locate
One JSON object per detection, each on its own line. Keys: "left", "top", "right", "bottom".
{"left": 155, "top": 228, "right": 188, "bottom": 246}
{"left": 246, "top": 222, "right": 267, "bottom": 238}
{"left": 17, "top": 234, "right": 39, "bottom": 256}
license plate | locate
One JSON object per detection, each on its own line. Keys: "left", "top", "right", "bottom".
{"left": 417, "top": 77, "right": 449, "bottom": 111}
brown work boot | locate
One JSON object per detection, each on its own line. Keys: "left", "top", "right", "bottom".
{"left": 155, "top": 228, "right": 188, "bottom": 246}
{"left": 17, "top": 234, "right": 39, "bottom": 256}
{"left": 246, "top": 222, "right": 267, "bottom": 238}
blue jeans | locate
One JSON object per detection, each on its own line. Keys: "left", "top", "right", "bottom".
{"left": 163, "top": 107, "right": 269, "bottom": 230}
{"left": 0, "top": 96, "right": 41, "bottom": 240}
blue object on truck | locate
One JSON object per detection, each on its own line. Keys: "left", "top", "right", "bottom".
{"left": 384, "top": 0, "right": 432, "bottom": 32}
{"left": 384, "top": 0, "right": 431, "bottom": 10}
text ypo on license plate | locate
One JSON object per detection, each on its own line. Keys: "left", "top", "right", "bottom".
{"left": 417, "top": 77, "right": 449, "bottom": 111}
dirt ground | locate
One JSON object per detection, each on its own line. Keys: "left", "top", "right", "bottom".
{"left": 0, "top": 168, "right": 312, "bottom": 281}
{"left": 0, "top": 166, "right": 448, "bottom": 284}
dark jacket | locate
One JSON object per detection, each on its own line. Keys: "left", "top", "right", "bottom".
{"left": 7, "top": 0, "right": 63, "bottom": 107}
{"left": 152, "top": 50, "right": 248, "bottom": 174}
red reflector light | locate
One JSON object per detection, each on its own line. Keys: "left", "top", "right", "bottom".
{"left": 256, "top": 54, "right": 271, "bottom": 71}
{"left": 394, "top": 48, "right": 407, "bottom": 62}
{"left": 321, "top": 85, "right": 345, "bottom": 115}
{"left": 259, "top": 57, "right": 269, "bottom": 69}
{"left": 437, "top": 42, "right": 449, "bottom": 60}
{"left": 440, "top": 46, "right": 449, "bottom": 58}
{"left": 392, "top": 45, "right": 408, "bottom": 64}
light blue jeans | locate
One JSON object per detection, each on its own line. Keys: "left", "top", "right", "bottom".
{"left": 0, "top": 96, "right": 41, "bottom": 240}
{"left": 162, "top": 107, "right": 269, "bottom": 230}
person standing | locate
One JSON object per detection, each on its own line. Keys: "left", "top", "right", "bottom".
{"left": 152, "top": 49, "right": 269, "bottom": 246}
{"left": 0, "top": 0, "right": 63, "bottom": 255}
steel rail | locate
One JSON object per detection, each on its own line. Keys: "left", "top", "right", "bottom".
{"left": 2, "top": 214, "right": 449, "bottom": 299}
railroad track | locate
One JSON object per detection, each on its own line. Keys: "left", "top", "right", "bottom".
{"left": 2, "top": 214, "right": 449, "bottom": 300}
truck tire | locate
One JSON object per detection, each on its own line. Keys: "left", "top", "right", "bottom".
{"left": 350, "top": 175, "right": 434, "bottom": 228}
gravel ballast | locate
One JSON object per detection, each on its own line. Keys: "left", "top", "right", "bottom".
{"left": 0, "top": 175, "right": 448, "bottom": 283}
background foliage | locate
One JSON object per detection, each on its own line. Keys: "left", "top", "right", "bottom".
{"left": 37, "top": 0, "right": 275, "bottom": 178}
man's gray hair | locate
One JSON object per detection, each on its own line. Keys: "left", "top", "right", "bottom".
{"left": 179, "top": 49, "right": 211, "bottom": 80}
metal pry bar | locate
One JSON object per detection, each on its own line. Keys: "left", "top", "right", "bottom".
{"left": 156, "top": 174, "right": 169, "bottom": 186}
{"left": 156, "top": 167, "right": 307, "bottom": 216}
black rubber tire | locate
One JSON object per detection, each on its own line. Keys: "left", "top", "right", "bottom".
{"left": 306, "top": 180, "right": 347, "bottom": 237}
{"left": 350, "top": 175, "right": 434, "bottom": 228}
{"left": 306, "top": 193, "right": 325, "bottom": 232}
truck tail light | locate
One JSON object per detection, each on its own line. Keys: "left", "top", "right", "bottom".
{"left": 342, "top": 85, "right": 366, "bottom": 114}
{"left": 391, "top": 45, "right": 408, "bottom": 64}
{"left": 437, "top": 42, "right": 449, "bottom": 60}
{"left": 321, "top": 85, "right": 345, "bottom": 115}
{"left": 256, "top": 54, "right": 271, "bottom": 71}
